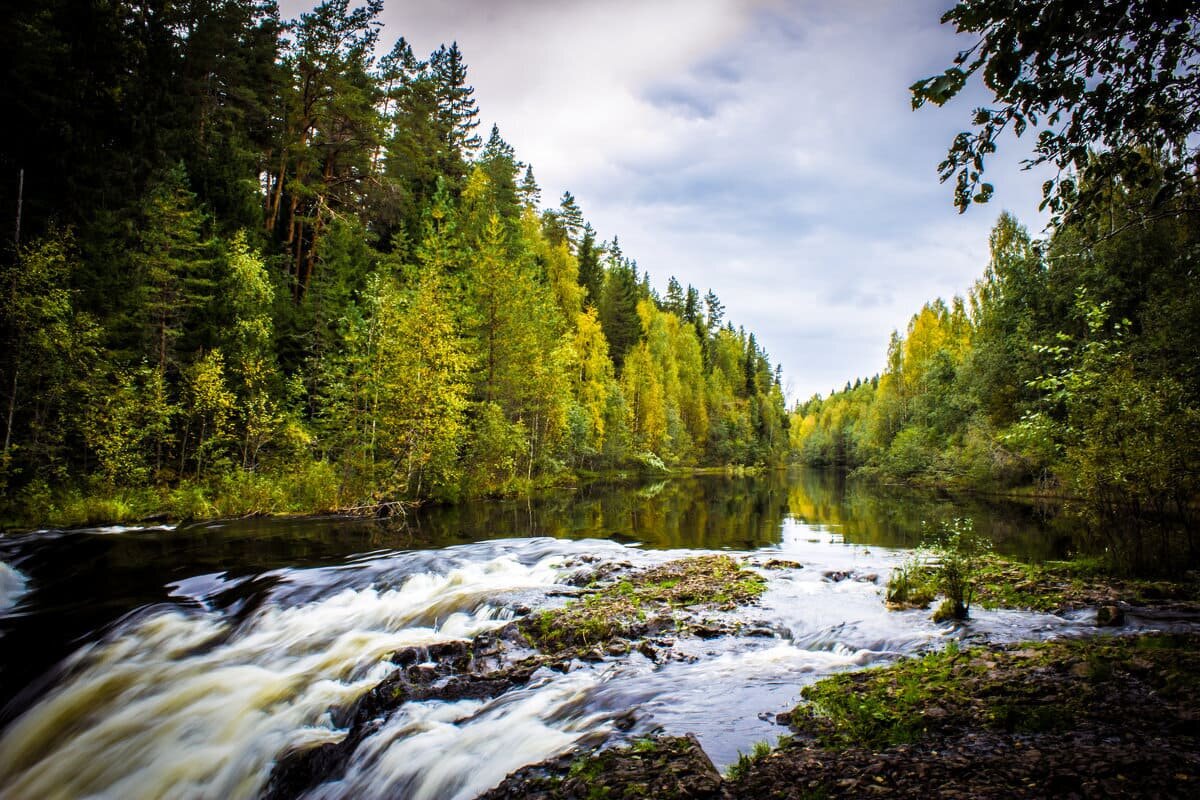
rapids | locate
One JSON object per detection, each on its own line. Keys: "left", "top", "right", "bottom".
{"left": 0, "top": 471, "right": 1184, "bottom": 799}
{"left": 0, "top": 561, "right": 26, "bottom": 618}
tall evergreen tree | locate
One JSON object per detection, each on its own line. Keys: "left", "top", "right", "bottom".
{"left": 518, "top": 165, "right": 541, "bottom": 208}
{"left": 556, "top": 190, "right": 584, "bottom": 249}
{"left": 664, "top": 276, "right": 685, "bottom": 315}
{"left": 599, "top": 260, "right": 641, "bottom": 371}
{"left": 576, "top": 223, "right": 603, "bottom": 307}
{"left": 430, "top": 41, "right": 481, "bottom": 163}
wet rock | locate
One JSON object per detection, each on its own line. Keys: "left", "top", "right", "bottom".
{"left": 1096, "top": 605, "right": 1126, "bottom": 627}
{"left": 480, "top": 734, "right": 725, "bottom": 800}
{"left": 496, "top": 620, "right": 528, "bottom": 645}
{"left": 405, "top": 663, "right": 439, "bottom": 682}
{"left": 743, "top": 626, "right": 777, "bottom": 638}
{"left": 607, "top": 639, "right": 630, "bottom": 656}
{"left": 523, "top": 555, "right": 766, "bottom": 655}
{"left": 856, "top": 573, "right": 879, "bottom": 584}
{"left": 762, "top": 559, "right": 804, "bottom": 570}
{"left": 264, "top": 638, "right": 550, "bottom": 800}
{"left": 822, "top": 570, "right": 852, "bottom": 582}
{"left": 690, "top": 621, "right": 732, "bottom": 639}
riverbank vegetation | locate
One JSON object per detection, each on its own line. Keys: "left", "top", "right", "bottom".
{"left": 789, "top": 204, "right": 1200, "bottom": 513}
{"left": 791, "top": 0, "right": 1200, "bottom": 572}
{"left": 0, "top": 1, "right": 788, "bottom": 529}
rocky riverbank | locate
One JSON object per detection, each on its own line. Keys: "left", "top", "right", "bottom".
{"left": 483, "top": 633, "right": 1200, "bottom": 799}
{"left": 262, "top": 550, "right": 1200, "bottom": 799}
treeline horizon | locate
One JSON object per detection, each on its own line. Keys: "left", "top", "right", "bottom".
{"left": 0, "top": 0, "right": 789, "bottom": 525}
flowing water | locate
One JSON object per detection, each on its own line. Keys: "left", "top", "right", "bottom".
{"left": 0, "top": 469, "right": 1170, "bottom": 799}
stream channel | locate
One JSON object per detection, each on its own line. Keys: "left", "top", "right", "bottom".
{"left": 0, "top": 469, "right": 1167, "bottom": 799}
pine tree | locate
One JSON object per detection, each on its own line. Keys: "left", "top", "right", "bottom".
{"left": 519, "top": 165, "right": 541, "bottom": 208}
{"left": 430, "top": 41, "right": 481, "bottom": 160}
{"left": 269, "top": 0, "right": 385, "bottom": 297}
{"left": 557, "top": 190, "right": 584, "bottom": 249}
{"left": 704, "top": 290, "right": 725, "bottom": 333}
{"left": 664, "top": 277, "right": 685, "bottom": 315}
{"left": 683, "top": 285, "right": 700, "bottom": 323}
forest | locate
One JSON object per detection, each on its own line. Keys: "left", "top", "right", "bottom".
{"left": 790, "top": 168, "right": 1200, "bottom": 568}
{"left": 789, "top": 0, "right": 1200, "bottom": 572}
{"left": 0, "top": 0, "right": 789, "bottom": 526}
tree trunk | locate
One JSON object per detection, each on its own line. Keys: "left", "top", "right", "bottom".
{"left": 292, "top": 219, "right": 305, "bottom": 301}
{"left": 266, "top": 150, "right": 286, "bottom": 233}
{"left": 3, "top": 359, "right": 17, "bottom": 455}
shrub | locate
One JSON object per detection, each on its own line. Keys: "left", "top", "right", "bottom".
{"left": 886, "top": 555, "right": 936, "bottom": 608}
{"left": 926, "top": 518, "right": 992, "bottom": 620}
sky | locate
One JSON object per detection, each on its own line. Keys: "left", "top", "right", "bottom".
{"left": 284, "top": 0, "right": 1053, "bottom": 401}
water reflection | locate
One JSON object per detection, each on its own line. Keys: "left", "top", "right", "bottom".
{"left": 0, "top": 468, "right": 1075, "bottom": 727}
{"left": 407, "top": 468, "right": 1074, "bottom": 559}
{"left": 785, "top": 469, "right": 1074, "bottom": 559}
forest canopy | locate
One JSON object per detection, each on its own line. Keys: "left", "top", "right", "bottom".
{"left": 0, "top": 0, "right": 789, "bottom": 525}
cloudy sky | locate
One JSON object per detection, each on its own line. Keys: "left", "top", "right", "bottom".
{"left": 285, "top": 0, "right": 1052, "bottom": 400}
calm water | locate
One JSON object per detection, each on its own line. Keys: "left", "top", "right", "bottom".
{"left": 0, "top": 469, "right": 1097, "bottom": 799}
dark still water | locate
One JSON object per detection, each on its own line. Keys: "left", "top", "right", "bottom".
{"left": 0, "top": 469, "right": 1084, "bottom": 799}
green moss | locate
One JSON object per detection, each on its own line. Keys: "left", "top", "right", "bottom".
{"left": 883, "top": 548, "right": 1200, "bottom": 618}
{"left": 796, "top": 642, "right": 970, "bottom": 749}
{"left": 971, "top": 555, "right": 1200, "bottom": 611}
{"left": 521, "top": 555, "right": 767, "bottom": 653}
{"left": 972, "top": 557, "right": 1065, "bottom": 611}
{"left": 792, "top": 634, "right": 1200, "bottom": 750}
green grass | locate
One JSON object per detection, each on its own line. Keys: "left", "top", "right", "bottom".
{"left": 724, "top": 740, "right": 772, "bottom": 781}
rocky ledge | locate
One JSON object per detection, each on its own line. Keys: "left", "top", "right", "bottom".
{"left": 263, "top": 554, "right": 773, "bottom": 798}
{"left": 485, "top": 633, "right": 1200, "bottom": 799}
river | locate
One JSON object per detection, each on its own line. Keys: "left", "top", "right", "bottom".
{"left": 0, "top": 469, "right": 1122, "bottom": 799}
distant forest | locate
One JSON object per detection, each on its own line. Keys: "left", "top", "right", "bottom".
{"left": 0, "top": 1, "right": 789, "bottom": 524}
{"left": 790, "top": 199, "right": 1200, "bottom": 563}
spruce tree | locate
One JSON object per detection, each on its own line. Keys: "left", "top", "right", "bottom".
{"left": 576, "top": 223, "right": 603, "bottom": 307}
{"left": 519, "top": 165, "right": 541, "bottom": 208}
{"left": 664, "top": 277, "right": 685, "bottom": 315}
{"left": 430, "top": 42, "right": 481, "bottom": 161}
{"left": 599, "top": 260, "right": 641, "bottom": 371}
{"left": 682, "top": 285, "right": 699, "bottom": 322}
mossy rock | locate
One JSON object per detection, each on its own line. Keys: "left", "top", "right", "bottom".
{"left": 521, "top": 555, "right": 767, "bottom": 654}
